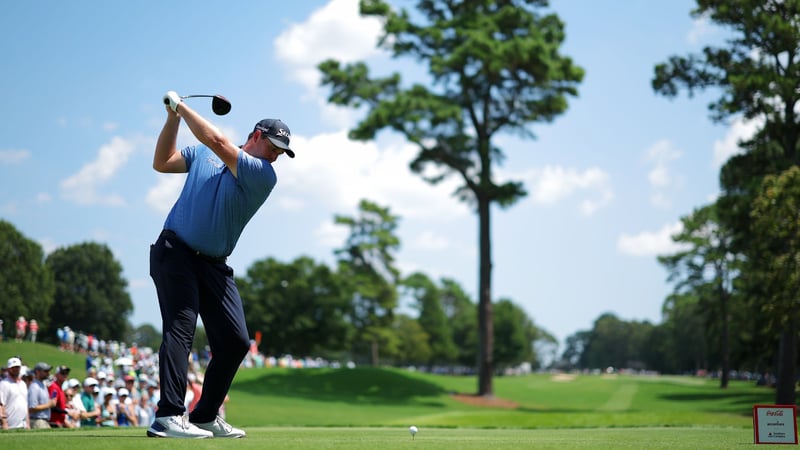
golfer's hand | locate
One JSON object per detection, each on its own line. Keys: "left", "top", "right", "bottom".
{"left": 163, "top": 91, "right": 182, "bottom": 113}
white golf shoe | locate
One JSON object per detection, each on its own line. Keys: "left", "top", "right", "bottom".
{"left": 192, "top": 415, "right": 246, "bottom": 438}
{"left": 147, "top": 414, "right": 213, "bottom": 438}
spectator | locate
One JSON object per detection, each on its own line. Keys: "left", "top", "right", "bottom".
{"left": 65, "top": 378, "right": 86, "bottom": 428}
{"left": 0, "top": 357, "right": 29, "bottom": 429}
{"left": 15, "top": 316, "right": 27, "bottom": 342}
{"left": 136, "top": 392, "right": 154, "bottom": 428}
{"left": 29, "top": 319, "right": 39, "bottom": 343}
{"left": 28, "top": 362, "right": 56, "bottom": 429}
{"left": 116, "top": 388, "right": 137, "bottom": 427}
{"left": 49, "top": 365, "right": 71, "bottom": 428}
{"left": 0, "top": 319, "right": 4, "bottom": 341}
{"left": 79, "top": 377, "right": 101, "bottom": 427}
{"left": 123, "top": 375, "right": 140, "bottom": 402}
{"left": 99, "top": 388, "right": 117, "bottom": 427}
{"left": 20, "top": 366, "right": 33, "bottom": 386}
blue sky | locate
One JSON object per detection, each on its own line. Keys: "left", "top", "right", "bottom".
{"left": 0, "top": 1, "right": 749, "bottom": 350}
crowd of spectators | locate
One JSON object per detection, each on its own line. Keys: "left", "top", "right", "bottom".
{"left": 0, "top": 322, "right": 217, "bottom": 431}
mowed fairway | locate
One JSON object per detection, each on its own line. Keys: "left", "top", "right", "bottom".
{"left": 0, "top": 342, "right": 788, "bottom": 448}
{"left": 0, "top": 426, "right": 756, "bottom": 449}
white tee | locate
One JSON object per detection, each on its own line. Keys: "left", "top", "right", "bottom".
{"left": 0, "top": 377, "right": 29, "bottom": 428}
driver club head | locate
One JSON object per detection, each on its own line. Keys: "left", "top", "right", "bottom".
{"left": 211, "top": 95, "right": 232, "bottom": 116}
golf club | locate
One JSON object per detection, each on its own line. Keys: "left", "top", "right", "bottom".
{"left": 163, "top": 94, "right": 232, "bottom": 116}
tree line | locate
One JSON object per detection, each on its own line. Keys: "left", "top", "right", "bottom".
{"left": 0, "top": 199, "right": 554, "bottom": 372}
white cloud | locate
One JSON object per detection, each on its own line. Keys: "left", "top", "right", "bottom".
{"left": 687, "top": 13, "right": 716, "bottom": 45}
{"left": 278, "top": 130, "right": 470, "bottom": 222}
{"left": 644, "top": 139, "right": 683, "bottom": 209}
{"left": 37, "top": 237, "right": 59, "bottom": 255}
{"left": 60, "top": 136, "right": 137, "bottom": 206}
{"left": 712, "top": 116, "right": 761, "bottom": 169}
{"left": 515, "top": 165, "right": 613, "bottom": 216}
{"left": 274, "top": 0, "right": 384, "bottom": 127}
{"left": 0, "top": 149, "right": 31, "bottom": 164}
{"left": 617, "top": 221, "right": 689, "bottom": 257}
{"left": 36, "top": 193, "right": 51, "bottom": 203}
{"left": 146, "top": 173, "right": 186, "bottom": 213}
{"left": 314, "top": 220, "right": 348, "bottom": 248}
{"left": 410, "top": 230, "right": 450, "bottom": 251}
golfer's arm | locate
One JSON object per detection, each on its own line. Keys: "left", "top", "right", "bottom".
{"left": 153, "top": 112, "right": 186, "bottom": 173}
{"left": 177, "top": 102, "right": 240, "bottom": 177}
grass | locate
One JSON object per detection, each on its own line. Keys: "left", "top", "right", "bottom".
{"left": 0, "top": 341, "right": 789, "bottom": 448}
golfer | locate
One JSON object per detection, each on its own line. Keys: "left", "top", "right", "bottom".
{"left": 148, "top": 91, "right": 294, "bottom": 439}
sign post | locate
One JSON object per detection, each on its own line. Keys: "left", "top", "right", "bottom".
{"left": 753, "top": 404, "right": 798, "bottom": 445}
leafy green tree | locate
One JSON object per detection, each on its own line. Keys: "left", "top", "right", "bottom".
{"left": 126, "top": 323, "right": 161, "bottom": 350}
{"left": 0, "top": 220, "right": 54, "bottom": 339}
{"left": 45, "top": 242, "right": 132, "bottom": 342}
{"left": 238, "top": 256, "right": 352, "bottom": 356}
{"left": 656, "top": 293, "right": 709, "bottom": 374}
{"left": 652, "top": 0, "right": 800, "bottom": 403}
{"left": 751, "top": 166, "right": 800, "bottom": 402}
{"left": 334, "top": 200, "right": 400, "bottom": 365}
{"left": 319, "top": 0, "right": 583, "bottom": 396}
{"left": 392, "top": 314, "right": 432, "bottom": 365}
{"left": 580, "top": 313, "right": 655, "bottom": 371}
{"left": 402, "top": 272, "right": 458, "bottom": 365}
{"left": 439, "top": 278, "right": 478, "bottom": 367}
{"left": 560, "top": 330, "right": 590, "bottom": 370}
{"left": 492, "top": 298, "right": 536, "bottom": 369}
{"left": 658, "top": 205, "right": 738, "bottom": 387}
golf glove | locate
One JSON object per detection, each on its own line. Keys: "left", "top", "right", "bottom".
{"left": 163, "top": 91, "right": 182, "bottom": 112}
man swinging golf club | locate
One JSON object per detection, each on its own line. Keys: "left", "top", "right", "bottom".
{"left": 147, "top": 90, "right": 294, "bottom": 439}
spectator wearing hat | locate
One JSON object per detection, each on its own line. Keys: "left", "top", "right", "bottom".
{"left": 64, "top": 378, "right": 84, "bottom": 428}
{"left": 79, "top": 377, "right": 101, "bottom": 427}
{"left": 28, "top": 362, "right": 56, "bottom": 428}
{"left": 116, "top": 388, "right": 137, "bottom": 427}
{"left": 48, "top": 365, "right": 71, "bottom": 427}
{"left": 99, "top": 388, "right": 117, "bottom": 427}
{"left": 0, "top": 357, "right": 29, "bottom": 429}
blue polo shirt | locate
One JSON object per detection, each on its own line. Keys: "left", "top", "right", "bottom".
{"left": 163, "top": 145, "right": 277, "bottom": 257}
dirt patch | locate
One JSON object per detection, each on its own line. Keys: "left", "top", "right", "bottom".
{"left": 450, "top": 393, "right": 519, "bottom": 409}
{"left": 551, "top": 373, "right": 577, "bottom": 382}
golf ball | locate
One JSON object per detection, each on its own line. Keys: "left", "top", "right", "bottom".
{"left": 409, "top": 426, "right": 418, "bottom": 435}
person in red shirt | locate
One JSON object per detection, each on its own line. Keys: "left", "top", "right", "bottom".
{"left": 48, "top": 366, "right": 71, "bottom": 427}
{"left": 15, "top": 316, "right": 27, "bottom": 342}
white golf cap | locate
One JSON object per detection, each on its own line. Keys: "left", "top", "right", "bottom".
{"left": 6, "top": 357, "right": 21, "bottom": 368}
{"left": 118, "top": 388, "right": 129, "bottom": 397}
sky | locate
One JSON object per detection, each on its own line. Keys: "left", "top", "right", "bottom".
{"left": 0, "top": 1, "right": 750, "bottom": 351}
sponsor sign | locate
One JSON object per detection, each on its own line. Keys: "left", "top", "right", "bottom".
{"left": 753, "top": 404, "right": 798, "bottom": 444}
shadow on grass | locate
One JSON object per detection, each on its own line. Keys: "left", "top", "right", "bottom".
{"left": 659, "top": 391, "right": 774, "bottom": 416}
{"left": 232, "top": 367, "right": 448, "bottom": 406}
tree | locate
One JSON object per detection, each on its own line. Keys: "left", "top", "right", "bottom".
{"left": 319, "top": 0, "right": 583, "bottom": 396}
{"left": 334, "top": 199, "right": 401, "bottom": 365}
{"left": 652, "top": 0, "right": 800, "bottom": 403}
{"left": 492, "top": 298, "right": 536, "bottom": 369}
{"left": 392, "top": 314, "right": 432, "bottom": 365}
{"left": 238, "top": 256, "right": 352, "bottom": 357}
{"left": 402, "top": 272, "right": 458, "bottom": 365}
{"left": 657, "top": 204, "right": 738, "bottom": 387}
{"left": 45, "top": 242, "right": 132, "bottom": 341}
{"left": 439, "top": 278, "right": 478, "bottom": 368}
{"left": 751, "top": 166, "right": 800, "bottom": 403}
{"left": 126, "top": 323, "right": 161, "bottom": 350}
{"left": 0, "top": 220, "right": 54, "bottom": 338}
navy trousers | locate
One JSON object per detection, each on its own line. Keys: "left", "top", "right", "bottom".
{"left": 149, "top": 230, "right": 250, "bottom": 423}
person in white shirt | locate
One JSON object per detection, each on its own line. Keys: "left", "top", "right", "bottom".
{"left": 0, "top": 357, "right": 29, "bottom": 429}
